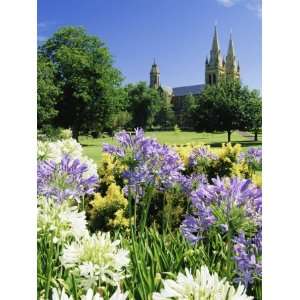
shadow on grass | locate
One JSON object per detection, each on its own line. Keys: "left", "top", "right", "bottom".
{"left": 208, "top": 140, "right": 262, "bottom": 148}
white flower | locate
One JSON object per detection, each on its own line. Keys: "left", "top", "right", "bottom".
{"left": 152, "top": 266, "right": 253, "bottom": 300}
{"left": 37, "top": 139, "right": 98, "bottom": 179}
{"left": 80, "top": 155, "right": 98, "bottom": 179}
{"left": 81, "top": 289, "right": 101, "bottom": 300}
{"left": 109, "top": 286, "right": 128, "bottom": 300}
{"left": 81, "top": 287, "right": 127, "bottom": 300}
{"left": 60, "top": 232, "right": 130, "bottom": 289}
{"left": 58, "top": 138, "right": 83, "bottom": 159}
{"left": 38, "top": 140, "right": 61, "bottom": 162}
{"left": 38, "top": 197, "right": 88, "bottom": 244}
{"left": 59, "top": 208, "right": 88, "bottom": 240}
{"left": 52, "top": 288, "right": 73, "bottom": 300}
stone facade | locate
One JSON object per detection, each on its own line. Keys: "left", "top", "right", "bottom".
{"left": 149, "top": 26, "right": 240, "bottom": 101}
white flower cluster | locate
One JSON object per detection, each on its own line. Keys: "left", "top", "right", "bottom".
{"left": 37, "top": 138, "right": 98, "bottom": 179}
{"left": 38, "top": 197, "right": 88, "bottom": 243}
{"left": 153, "top": 266, "right": 253, "bottom": 300}
{"left": 52, "top": 286, "right": 128, "bottom": 300}
{"left": 60, "top": 232, "right": 130, "bottom": 290}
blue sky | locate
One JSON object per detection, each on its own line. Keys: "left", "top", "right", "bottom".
{"left": 38, "top": 0, "right": 261, "bottom": 91}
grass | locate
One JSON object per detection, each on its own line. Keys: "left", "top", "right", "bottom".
{"left": 79, "top": 131, "right": 262, "bottom": 166}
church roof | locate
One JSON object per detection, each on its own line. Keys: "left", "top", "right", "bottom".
{"left": 172, "top": 84, "right": 205, "bottom": 97}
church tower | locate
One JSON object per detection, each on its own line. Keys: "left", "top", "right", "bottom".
{"left": 225, "top": 33, "right": 240, "bottom": 80}
{"left": 150, "top": 59, "right": 160, "bottom": 89}
{"left": 205, "top": 25, "right": 225, "bottom": 85}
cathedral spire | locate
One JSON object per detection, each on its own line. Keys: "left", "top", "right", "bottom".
{"left": 209, "top": 25, "right": 222, "bottom": 67}
{"left": 225, "top": 32, "right": 240, "bottom": 80}
{"left": 150, "top": 59, "right": 160, "bottom": 89}
{"left": 227, "top": 32, "right": 236, "bottom": 61}
{"left": 212, "top": 25, "right": 220, "bottom": 54}
{"left": 205, "top": 25, "right": 225, "bottom": 85}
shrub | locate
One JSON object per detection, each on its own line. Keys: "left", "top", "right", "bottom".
{"left": 89, "top": 183, "right": 129, "bottom": 232}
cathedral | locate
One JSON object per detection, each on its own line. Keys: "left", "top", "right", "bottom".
{"left": 149, "top": 26, "right": 240, "bottom": 102}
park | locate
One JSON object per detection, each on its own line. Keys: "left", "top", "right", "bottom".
{"left": 37, "top": 18, "right": 262, "bottom": 300}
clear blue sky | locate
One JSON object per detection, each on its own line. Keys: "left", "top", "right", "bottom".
{"left": 38, "top": 0, "right": 261, "bottom": 91}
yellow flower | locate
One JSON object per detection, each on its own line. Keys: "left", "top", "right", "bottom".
{"left": 252, "top": 173, "right": 262, "bottom": 187}
{"left": 108, "top": 209, "right": 129, "bottom": 228}
{"left": 91, "top": 183, "right": 127, "bottom": 210}
{"left": 90, "top": 183, "right": 129, "bottom": 230}
{"left": 98, "top": 153, "right": 125, "bottom": 185}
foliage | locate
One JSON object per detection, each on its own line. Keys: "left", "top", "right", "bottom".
{"left": 125, "top": 82, "right": 165, "bottom": 129}
{"left": 38, "top": 26, "right": 124, "bottom": 139}
{"left": 37, "top": 55, "right": 61, "bottom": 130}
{"left": 89, "top": 183, "right": 129, "bottom": 232}
{"left": 154, "top": 96, "right": 175, "bottom": 129}
{"left": 37, "top": 129, "right": 261, "bottom": 300}
{"left": 97, "top": 153, "right": 125, "bottom": 192}
{"left": 173, "top": 94, "right": 197, "bottom": 129}
{"left": 241, "top": 91, "right": 262, "bottom": 141}
{"left": 153, "top": 266, "right": 252, "bottom": 300}
{"left": 194, "top": 78, "right": 255, "bottom": 142}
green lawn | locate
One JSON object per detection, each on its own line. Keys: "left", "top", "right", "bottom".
{"left": 79, "top": 131, "right": 262, "bottom": 166}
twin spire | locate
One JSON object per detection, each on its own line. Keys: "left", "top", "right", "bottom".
{"left": 206, "top": 25, "right": 240, "bottom": 84}
{"left": 149, "top": 25, "right": 240, "bottom": 89}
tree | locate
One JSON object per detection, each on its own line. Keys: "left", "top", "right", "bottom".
{"left": 154, "top": 94, "right": 175, "bottom": 129}
{"left": 38, "top": 26, "right": 124, "bottom": 140}
{"left": 181, "top": 94, "right": 197, "bottom": 129}
{"left": 242, "top": 90, "right": 262, "bottom": 141}
{"left": 37, "top": 55, "right": 60, "bottom": 130}
{"left": 194, "top": 78, "right": 251, "bottom": 142}
{"left": 126, "top": 82, "right": 163, "bottom": 129}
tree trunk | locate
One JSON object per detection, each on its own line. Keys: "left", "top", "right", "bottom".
{"left": 72, "top": 127, "right": 79, "bottom": 141}
{"left": 227, "top": 130, "right": 231, "bottom": 143}
{"left": 254, "top": 130, "right": 258, "bottom": 141}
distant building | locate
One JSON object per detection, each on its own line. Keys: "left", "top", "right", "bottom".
{"left": 149, "top": 25, "right": 240, "bottom": 103}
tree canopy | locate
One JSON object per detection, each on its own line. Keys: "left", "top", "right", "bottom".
{"left": 194, "top": 79, "right": 257, "bottom": 142}
{"left": 125, "top": 82, "right": 165, "bottom": 129}
{"left": 38, "top": 26, "right": 124, "bottom": 139}
{"left": 37, "top": 55, "right": 60, "bottom": 130}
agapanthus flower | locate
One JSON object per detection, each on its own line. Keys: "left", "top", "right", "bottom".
{"left": 60, "top": 232, "right": 130, "bottom": 289}
{"left": 178, "top": 174, "right": 208, "bottom": 197}
{"left": 37, "top": 139, "right": 98, "bottom": 180}
{"left": 181, "top": 177, "right": 262, "bottom": 244}
{"left": 238, "top": 147, "right": 262, "bottom": 167}
{"left": 103, "top": 129, "right": 184, "bottom": 201}
{"left": 188, "top": 145, "right": 218, "bottom": 167}
{"left": 52, "top": 287, "right": 128, "bottom": 300}
{"left": 52, "top": 287, "right": 73, "bottom": 300}
{"left": 37, "top": 155, "right": 98, "bottom": 203}
{"left": 38, "top": 197, "right": 88, "bottom": 243}
{"left": 152, "top": 266, "right": 253, "bottom": 300}
{"left": 233, "top": 231, "right": 262, "bottom": 288}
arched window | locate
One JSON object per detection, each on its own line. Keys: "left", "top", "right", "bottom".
{"left": 213, "top": 74, "right": 216, "bottom": 84}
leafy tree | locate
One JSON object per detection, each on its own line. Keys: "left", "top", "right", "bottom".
{"left": 37, "top": 55, "right": 60, "bottom": 130}
{"left": 38, "top": 26, "right": 124, "bottom": 140}
{"left": 126, "top": 82, "right": 163, "bottom": 129}
{"left": 181, "top": 94, "right": 197, "bottom": 129}
{"left": 154, "top": 94, "right": 175, "bottom": 129}
{"left": 194, "top": 78, "right": 251, "bottom": 142}
{"left": 242, "top": 90, "right": 262, "bottom": 141}
{"left": 172, "top": 94, "right": 197, "bottom": 129}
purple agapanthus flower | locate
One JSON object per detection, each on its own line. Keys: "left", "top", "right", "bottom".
{"left": 103, "top": 129, "right": 184, "bottom": 201}
{"left": 233, "top": 230, "right": 262, "bottom": 288}
{"left": 179, "top": 174, "right": 208, "bottom": 197}
{"left": 37, "top": 155, "right": 98, "bottom": 203}
{"left": 181, "top": 177, "right": 262, "bottom": 243}
{"left": 239, "top": 147, "right": 262, "bottom": 167}
{"left": 189, "top": 146, "right": 218, "bottom": 167}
